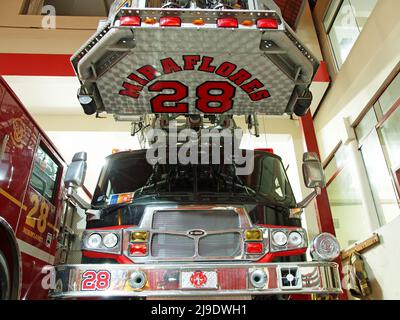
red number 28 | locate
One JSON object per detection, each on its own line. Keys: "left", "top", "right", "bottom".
{"left": 148, "top": 81, "right": 235, "bottom": 114}
{"left": 81, "top": 270, "right": 111, "bottom": 291}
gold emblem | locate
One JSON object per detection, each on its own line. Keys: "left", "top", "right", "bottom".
{"left": 10, "top": 118, "right": 25, "bottom": 149}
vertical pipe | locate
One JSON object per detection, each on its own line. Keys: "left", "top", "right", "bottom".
{"left": 299, "top": 111, "right": 348, "bottom": 300}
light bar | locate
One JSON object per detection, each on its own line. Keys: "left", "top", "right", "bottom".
{"left": 256, "top": 18, "right": 278, "bottom": 29}
{"left": 217, "top": 18, "right": 238, "bottom": 28}
{"left": 120, "top": 16, "right": 141, "bottom": 27}
{"left": 160, "top": 16, "right": 181, "bottom": 27}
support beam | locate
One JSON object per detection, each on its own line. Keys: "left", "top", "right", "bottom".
{"left": 299, "top": 111, "right": 348, "bottom": 300}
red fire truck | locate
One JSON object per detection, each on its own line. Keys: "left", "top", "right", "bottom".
{"left": 1, "top": 0, "right": 343, "bottom": 300}
{"left": 0, "top": 76, "right": 66, "bottom": 300}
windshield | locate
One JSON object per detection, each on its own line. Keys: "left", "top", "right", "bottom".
{"left": 92, "top": 150, "right": 296, "bottom": 207}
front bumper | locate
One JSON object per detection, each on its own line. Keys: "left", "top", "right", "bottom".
{"left": 49, "top": 262, "right": 342, "bottom": 298}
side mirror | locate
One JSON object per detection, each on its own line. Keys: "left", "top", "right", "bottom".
{"left": 292, "top": 152, "right": 327, "bottom": 215}
{"left": 65, "top": 152, "right": 87, "bottom": 189}
{"left": 302, "top": 152, "right": 326, "bottom": 189}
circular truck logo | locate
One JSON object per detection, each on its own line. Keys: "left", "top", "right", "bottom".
{"left": 190, "top": 271, "right": 208, "bottom": 288}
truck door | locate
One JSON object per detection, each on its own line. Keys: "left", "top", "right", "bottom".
{"left": 0, "top": 78, "right": 39, "bottom": 231}
{"left": 16, "top": 139, "right": 64, "bottom": 299}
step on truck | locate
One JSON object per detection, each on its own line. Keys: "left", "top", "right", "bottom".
{"left": 4, "top": 0, "right": 343, "bottom": 299}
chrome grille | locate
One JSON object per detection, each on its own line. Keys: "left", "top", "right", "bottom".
{"left": 151, "top": 210, "right": 243, "bottom": 259}
{"left": 151, "top": 234, "right": 195, "bottom": 258}
{"left": 152, "top": 210, "right": 240, "bottom": 231}
{"left": 198, "top": 233, "right": 241, "bottom": 257}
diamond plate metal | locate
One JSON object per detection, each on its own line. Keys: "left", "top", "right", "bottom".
{"left": 96, "top": 29, "right": 295, "bottom": 115}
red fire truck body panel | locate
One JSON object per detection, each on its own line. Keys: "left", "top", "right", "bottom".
{"left": 0, "top": 76, "right": 65, "bottom": 300}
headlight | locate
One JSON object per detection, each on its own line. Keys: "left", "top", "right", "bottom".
{"left": 310, "top": 233, "right": 340, "bottom": 261}
{"left": 103, "top": 233, "right": 119, "bottom": 248}
{"left": 86, "top": 233, "right": 102, "bottom": 249}
{"left": 288, "top": 231, "right": 303, "bottom": 246}
{"left": 272, "top": 231, "right": 288, "bottom": 246}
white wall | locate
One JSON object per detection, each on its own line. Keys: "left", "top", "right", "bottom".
{"left": 46, "top": 131, "right": 141, "bottom": 194}
{"left": 313, "top": 0, "right": 400, "bottom": 299}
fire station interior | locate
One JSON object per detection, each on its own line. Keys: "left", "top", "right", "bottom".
{"left": 0, "top": 0, "right": 399, "bottom": 301}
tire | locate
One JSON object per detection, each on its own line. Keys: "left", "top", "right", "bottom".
{"left": 0, "top": 250, "right": 11, "bottom": 300}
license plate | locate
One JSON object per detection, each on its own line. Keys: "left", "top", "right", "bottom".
{"left": 180, "top": 271, "right": 218, "bottom": 290}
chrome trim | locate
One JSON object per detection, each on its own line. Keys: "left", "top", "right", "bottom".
{"left": 121, "top": 205, "right": 268, "bottom": 263}
{"left": 0, "top": 217, "right": 22, "bottom": 300}
{"left": 49, "top": 261, "right": 342, "bottom": 298}
{"left": 81, "top": 229, "right": 122, "bottom": 254}
{"left": 269, "top": 228, "right": 308, "bottom": 253}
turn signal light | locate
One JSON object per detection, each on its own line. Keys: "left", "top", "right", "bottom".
{"left": 246, "top": 242, "right": 264, "bottom": 254}
{"left": 217, "top": 18, "right": 238, "bottom": 28}
{"left": 192, "top": 19, "right": 205, "bottom": 26}
{"left": 129, "top": 243, "right": 148, "bottom": 256}
{"left": 131, "top": 231, "right": 149, "bottom": 242}
{"left": 143, "top": 17, "right": 157, "bottom": 25}
{"left": 245, "top": 229, "right": 263, "bottom": 241}
{"left": 120, "top": 16, "right": 141, "bottom": 27}
{"left": 241, "top": 20, "right": 254, "bottom": 27}
{"left": 256, "top": 18, "right": 279, "bottom": 29}
{"left": 160, "top": 17, "right": 181, "bottom": 27}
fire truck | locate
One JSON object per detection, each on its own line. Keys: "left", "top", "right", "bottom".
{"left": 0, "top": 76, "right": 68, "bottom": 300}
{"left": 1, "top": 0, "right": 343, "bottom": 300}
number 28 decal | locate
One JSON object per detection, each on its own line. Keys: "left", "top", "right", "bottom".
{"left": 26, "top": 193, "right": 50, "bottom": 234}
{"left": 149, "top": 81, "right": 236, "bottom": 114}
{"left": 81, "top": 270, "right": 111, "bottom": 291}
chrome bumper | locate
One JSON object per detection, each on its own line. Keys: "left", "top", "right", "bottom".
{"left": 49, "top": 262, "right": 342, "bottom": 298}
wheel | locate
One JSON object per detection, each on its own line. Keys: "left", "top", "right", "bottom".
{"left": 0, "top": 250, "right": 11, "bottom": 300}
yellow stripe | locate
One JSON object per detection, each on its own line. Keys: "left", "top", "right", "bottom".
{"left": 0, "top": 187, "right": 27, "bottom": 211}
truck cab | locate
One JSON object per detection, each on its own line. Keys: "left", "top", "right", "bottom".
{"left": 50, "top": 143, "right": 341, "bottom": 299}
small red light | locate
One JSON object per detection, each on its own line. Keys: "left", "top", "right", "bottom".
{"left": 257, "top": 18, "right": 279, "bottom": 29}
{"left": 120, "top": 16, "right": 141, "bottom": 27}
{"left": 217, "top": 18, "right": 238, "bottom": 28}
{"left": 129, "top": 243, "right": 148, "bottom": 256}
{"left": 160, "top": 17, "right": 181, "bottom": 27}
{"left": 256, "top": 148, "right": 274, "bottom": 154}
{"left": 246, "top": 242, "right": 264, "bottom": 254}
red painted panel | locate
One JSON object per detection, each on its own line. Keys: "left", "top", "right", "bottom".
{"left": 0, "top": 53, "right": 74, "bottom": 77}
{"left": 20, "top": 252, "right": 50, "bottom": 300}
{"left": 0, "top": 85, "right": 39, "bottom": 231}
{"left": 313, "top": 61, "right": 330, "bottom": 83}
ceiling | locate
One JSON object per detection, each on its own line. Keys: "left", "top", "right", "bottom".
{"left": 274, "top": 0, "right": 307, "bottom": 30}
{"left": 43, "top": 0, "right": 115, "bottom": 17}
{"left": 4, "top": 76, "right": 83, "bottom": 115}
{"left": 41, "top": 0, "right": 306, "bottom": 29}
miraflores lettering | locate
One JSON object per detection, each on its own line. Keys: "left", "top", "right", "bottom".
{"left": 119, "top": 55, "right": 271, "bottom": 102}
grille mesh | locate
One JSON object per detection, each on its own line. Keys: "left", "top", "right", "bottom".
{"left": 151, "top": 234, "right": 195, "bottom": 258}
{"left": 151, "top": 210, "right": 242, "bottom": 259}
{"left": 152, "top": 210, "right": 240, "bottom": 231}
{"left": 199, "top": 233, "right": 241, "bottom": 257}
